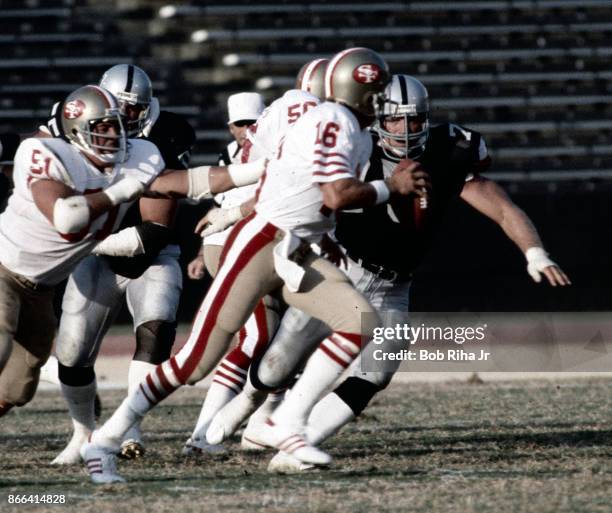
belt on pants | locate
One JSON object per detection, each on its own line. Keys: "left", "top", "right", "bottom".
{"left": 0, "top": 263, "right": 52, "bottom": 292}
{"left": 348, "top": 255, "right": 411, "bottom": 282}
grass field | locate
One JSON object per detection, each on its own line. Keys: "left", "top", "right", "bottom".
{"left": 1, "top": 378, "right": 612, "bottom": 513}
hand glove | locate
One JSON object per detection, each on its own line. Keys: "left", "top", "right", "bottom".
{"left": 200, "top": 206, "right": 243, "bottom": 237}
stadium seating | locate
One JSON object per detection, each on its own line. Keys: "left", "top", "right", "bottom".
{"left": 1, "top": 0, "right": 611, "bottom": 176}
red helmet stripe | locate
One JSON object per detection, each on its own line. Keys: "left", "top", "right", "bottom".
{"left": 302, "top": 58, "right": 326, "bottom": 93}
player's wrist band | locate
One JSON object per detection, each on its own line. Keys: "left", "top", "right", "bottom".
{"left": 525, "top": 247, "right": 547, "bottom": 262}
{"left": 371, "top": 180, "right": 390, "bottom": 205}
{"left": 227, "top": 158, "right": 266, "bottom": 187}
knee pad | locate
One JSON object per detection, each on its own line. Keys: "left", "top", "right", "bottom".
{"left": 334, "top": 376, "right": 383, "bottom": 416}
{"left": 58, "top": 363, "right": 95, "bottom": 386}
{"left": 134, "top": 321, "right": 176, "bottom": 365}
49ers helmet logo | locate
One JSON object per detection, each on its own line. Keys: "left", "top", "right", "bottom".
{"left": 64, "top": 99, "right": 86, "bottom": 119}
{"left": 353, "top": 63, "right": 382, "bottom": 84}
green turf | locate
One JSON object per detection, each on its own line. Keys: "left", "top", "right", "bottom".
{"left": 1, "top": 379, "right": 611, "bottom": 513}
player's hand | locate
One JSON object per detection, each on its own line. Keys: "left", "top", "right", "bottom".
{"left": 525, "top": 247, "right": 571, "bottom": 287}
{"left": 187, "top": 254, "right": 206, "bottom": 280}
{"left": 319, "top": 234, "right": 347, "bottom": 269}
{"left": 195, "top": 206, "right": 242, "bottom": 237}
{"left": 387, "top": 158, "right": 431, "bottom": 197}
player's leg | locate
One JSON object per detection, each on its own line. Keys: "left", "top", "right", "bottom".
{"left": 254, "top": 253, "right": 379, "bottom": 464}
{"left": 242, "top": 306, "right": 330, "bottom": 449}
{"left": 52, "top": 255, "right": 125, "bottom": 464}
{"left": 184, "top": 298, "right": 273, "bottom": 454}
{"left": 206, "top": 305, "right": 328, "bottom": 446}
{"left": 0, "top": 266, "right": 21, "bottom": 412}
{"left": 83, "top": 214, "right": 282, "bottom": 483}
{"left": 122, "top": 249, "right": 182, "bottom": 458}
{"left": 0, "top": 269, "right": 56, "bottom": 418}
{"left": 183, "top": 243, "right": 232, "bottom": 454}
{"left": 307, "top": 277, "right": 411, "bottom": 446}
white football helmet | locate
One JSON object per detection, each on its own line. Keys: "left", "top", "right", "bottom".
{"left": 376, "top": 74, "right": 430, "bottom": 160}
{"left": 60, "top": 85, "right": 127, "bottom": 164}
{"left": 99, "top": 64, "right": 154, "bottom": 137}
{"left": 324, "top": 47, "right": 390, "bottom": 119}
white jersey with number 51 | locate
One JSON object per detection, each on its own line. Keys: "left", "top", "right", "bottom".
{"left": 0, "top": 137, "right": 164, "bottom": 285}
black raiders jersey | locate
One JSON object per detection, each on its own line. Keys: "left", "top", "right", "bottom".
{"left": 335, "top": 123, "right": 491, "bottom": 277}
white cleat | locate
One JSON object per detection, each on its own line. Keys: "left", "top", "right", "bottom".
{"left": 255, "top": 420, "right": 332, "bottom": 466}
{"left": 267, "top": 450, "right": 319, "bottom": 474}
{"left": 181, "top": 436, "right": 226, "bottom": 456}
{"left": 51, "top": 431, "right": 91, "bottom": 465}
{"left": 80, "top": 441, "right": 125, "bottom": 484}
{"left": 206, "top": 392, "right": 263, "bottom": 445}
{"left": 240, "top": 418, "right": 270, "bottom": 451}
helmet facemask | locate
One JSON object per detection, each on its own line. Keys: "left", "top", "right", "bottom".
{"left": 75, "top": 110, "right": 128, "bottom": 164}
{"left": 375, "top": 74, "right": 430, "bottom": 161}
{"left": 377, "top": 110, "right": 429, "bottom": 161}
{"left": 115, "top": 90, "right": 150, "bottom": 137}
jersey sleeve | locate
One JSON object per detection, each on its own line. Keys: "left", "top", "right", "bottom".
{"left": 447, "top": 124, "right": 492, "bottom": 181}
{"left": 13, "top": 138, "right": 74, "bottom": 190}
{"left": 123, "top": 139, "right": 166, "bottom": 185}
{"left": 310, "top": 113, "right": 358, "bottom": 184}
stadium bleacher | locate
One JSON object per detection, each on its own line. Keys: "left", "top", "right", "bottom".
{"left": 1, "top": 0, "right": 611, "bottom": 177}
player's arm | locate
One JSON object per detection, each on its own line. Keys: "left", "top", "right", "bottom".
{"left": 91, "top": 197, "right": 177, "bottom": 258}
{"left": 320, "top": 159, "right": 430, "bottom": 210}
{"left": 460, "top": 176, "right": 570, "bottom": 286}
{"left": 31, "top": 176, "right": 146, "bottom": 239}
{"left": 145, "top": 159, "right": 267, "bottom": 201}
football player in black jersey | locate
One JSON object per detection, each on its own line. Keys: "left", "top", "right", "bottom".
{"left": 207, "top": 74, "right": 571, "bottom": 473}
{"left": 49, "top": 64, "right": 196, "bottom": 464}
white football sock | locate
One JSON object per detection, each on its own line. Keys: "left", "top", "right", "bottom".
{"left": 61, "top": 380, "right": 97, "bottom": 435}
{"left": 247, "top": 389, "right": 284, "bottom": 426}
{"left": 306, "top": 392, "right": 355, "bottom": 445}
{"left": 128, "top": 360, "right": 156, "bottom": 394}
{"left": 190, "top": 381, "right": 238, "bottom": 441}
{"left": 93, "top": 360, "right": 180, "bottom": 449}
{"left": 270, "top": 333, "right": 360, "bottom": 429}
{"left": 124, "top": 360, "right": 156, "bottom": 442}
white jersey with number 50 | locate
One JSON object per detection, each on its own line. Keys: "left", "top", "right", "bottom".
{"left": 207, "top": 89, "right": 321, "bottom": 246}
{"left": 255, "top": 101, "right": 372, "bottom": 241}
{"left": 0, "top": 137, "right": 164, "bottom": 285}
{"left": 244, "top": 89, "right": 320, "bottom": 163}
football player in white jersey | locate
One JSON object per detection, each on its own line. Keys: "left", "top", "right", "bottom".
{"left": 182, "top": 62, "right": 327, "bottom": 455}
{"left": 0, "top": 76, "right": 280, "bottom": 424}
{"left": 0, "top": 84, "right": 164, "bottom": 418}
{"left": 80, "top": 47, "right": 431, "bottom": 484}
{"left": 50, "top": 65, "right": 195, "bottom": 465}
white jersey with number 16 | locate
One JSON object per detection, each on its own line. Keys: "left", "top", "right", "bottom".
{"left": 255, "top": 101, "right": 372, "bottom": 241}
